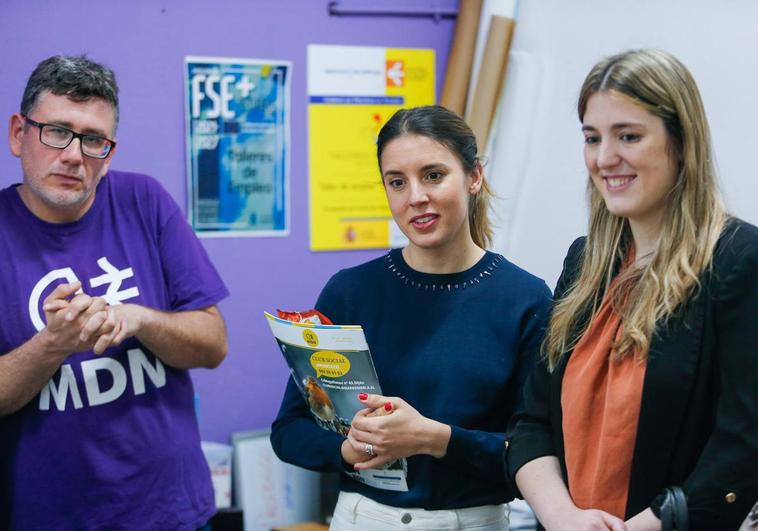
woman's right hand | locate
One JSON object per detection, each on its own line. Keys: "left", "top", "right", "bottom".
{"left": 340, "top": 395, "right": 399, "bottom": 467}
{"left": 544, "top": 507, "right": 627, "bottom": 531}
{"left": 339, "top": 391, "right": 379, "bottom": 467}
{"left": 340, "top": 436, "right": 373, "bottom": 467}
{"left": 516, "top": 456, "right": 627, "bottom": 531}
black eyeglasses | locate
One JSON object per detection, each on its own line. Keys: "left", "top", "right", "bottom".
{"left": 23, "top": 116, "right": 116, "bottom": 159}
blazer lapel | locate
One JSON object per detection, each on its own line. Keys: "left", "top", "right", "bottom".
{"left": 625, "top": 294, "right": 706, "bottom": 517}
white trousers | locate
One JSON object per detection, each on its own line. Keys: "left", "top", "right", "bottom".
{"left": 329, "top": 491, "right": 510, "bottom": 531}
{"left": 507, "top": 498, "right": 537, "bottom": 530}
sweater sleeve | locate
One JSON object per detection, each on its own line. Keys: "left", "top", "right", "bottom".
{"left": 269, "top": 273, "right": 350, "bottom": 472}
{"left": 506, "top": 238, "right": 585, "bottom": 481}
{"left": 441, "top": 280, "right": 553, "bottom": 484}
{"left": 653, "top": 227, "right": 758, "bottom": 529}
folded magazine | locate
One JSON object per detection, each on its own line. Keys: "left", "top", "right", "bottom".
{"left": 265, "top": 312, "right": 408, "bottom": 491}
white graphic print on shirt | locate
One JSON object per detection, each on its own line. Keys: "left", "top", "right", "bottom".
{"left": 27, "top": 257, "right": 167, "bottom": 412}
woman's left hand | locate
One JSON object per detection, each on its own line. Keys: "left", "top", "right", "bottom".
{"left": 347, "top": 394, "right": 451, "bottom": 470}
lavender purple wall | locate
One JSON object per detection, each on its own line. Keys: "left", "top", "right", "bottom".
{"left": 0, "top": 0, "right": 455, "bottom": 442}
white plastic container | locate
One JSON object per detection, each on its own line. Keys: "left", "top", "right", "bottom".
{"left": 201, "top": 441, "right": 233, "bottom": 509}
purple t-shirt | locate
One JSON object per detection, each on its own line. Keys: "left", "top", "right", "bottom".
{"left": 0, "top": 170, "right": 229, "bottom": 530}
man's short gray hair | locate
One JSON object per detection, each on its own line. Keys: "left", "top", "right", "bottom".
{"left": 21, "top": 55, "right": 119, "bottom": 128}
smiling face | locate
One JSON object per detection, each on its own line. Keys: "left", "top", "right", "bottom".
{"left": 582, "top": 90, "right": 679, "bottom": 237}
{"left": 8, "top": 91, "right": 116, "bottom": 223}
{"left": 380, "top": 134, "right": 482, "bottom": 260}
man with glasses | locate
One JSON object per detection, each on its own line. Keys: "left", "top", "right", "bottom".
{"left": 0, "top": 55, "right": 229, "bottom": 530}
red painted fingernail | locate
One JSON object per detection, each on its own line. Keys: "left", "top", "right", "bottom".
{"left": 358, "top": 393, "right": 368, "bottom": 400}
{"left": 384, "top": 401, "right": 392, "bottom": 411}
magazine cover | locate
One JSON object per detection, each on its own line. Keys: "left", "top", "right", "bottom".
{"left": 264, "top": 312, "right": 408, "bottom": 491}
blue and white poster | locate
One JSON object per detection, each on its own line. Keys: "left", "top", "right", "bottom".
{"left": 184, "top": 56, "right": 290, "bottom": 236}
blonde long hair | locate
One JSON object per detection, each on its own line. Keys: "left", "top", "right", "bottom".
{"left": 377, "top": 105, "right": 494, "bottom": 249}
{"left": 545, "top": 49, "right": 728, "bottom": 369}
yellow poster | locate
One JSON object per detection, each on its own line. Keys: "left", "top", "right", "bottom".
{"left": 307, "top": 45, "right": 435, "bottom": 251}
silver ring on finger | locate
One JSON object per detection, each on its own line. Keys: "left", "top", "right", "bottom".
{"left": 364, "top": 443, "right": 374, "bottom": 456}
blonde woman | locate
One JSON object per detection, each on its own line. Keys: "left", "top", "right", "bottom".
{"left": 507, "top": 49, "right": 757, "bottom": 531}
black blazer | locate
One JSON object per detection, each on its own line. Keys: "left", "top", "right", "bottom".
{"left": 506, "top": 218, "right": 758, "bottom": 530}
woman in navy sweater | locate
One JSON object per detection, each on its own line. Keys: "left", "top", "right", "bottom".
{"left": 272, "top": 106, "right": 551, "bottom": 530}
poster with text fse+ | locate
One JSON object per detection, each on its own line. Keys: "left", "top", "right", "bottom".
{"left": 185, "top": 57, "right": 290, "bottom": 237}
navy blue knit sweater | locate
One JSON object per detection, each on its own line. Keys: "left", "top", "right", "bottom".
{"left": 271, "top": 249, "right": 551, "bottom": 510}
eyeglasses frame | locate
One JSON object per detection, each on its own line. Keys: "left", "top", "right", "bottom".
{"left": 22, "top": 115, "right": 116, "bottom": 159}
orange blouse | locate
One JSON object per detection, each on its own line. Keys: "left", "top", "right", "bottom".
{"left": 561, "top": 277, "right": 647, "bottom": 519}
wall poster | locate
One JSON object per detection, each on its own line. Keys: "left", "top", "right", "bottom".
{"left": 185, "top": 56, "right": 290, "bottom": 237}
{"left": 308, "top": 45, "right": 435, "bottom": 251}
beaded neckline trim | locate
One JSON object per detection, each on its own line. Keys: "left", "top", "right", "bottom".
{"left": 385, "top": 252, "right": 504, "bottom": 291}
